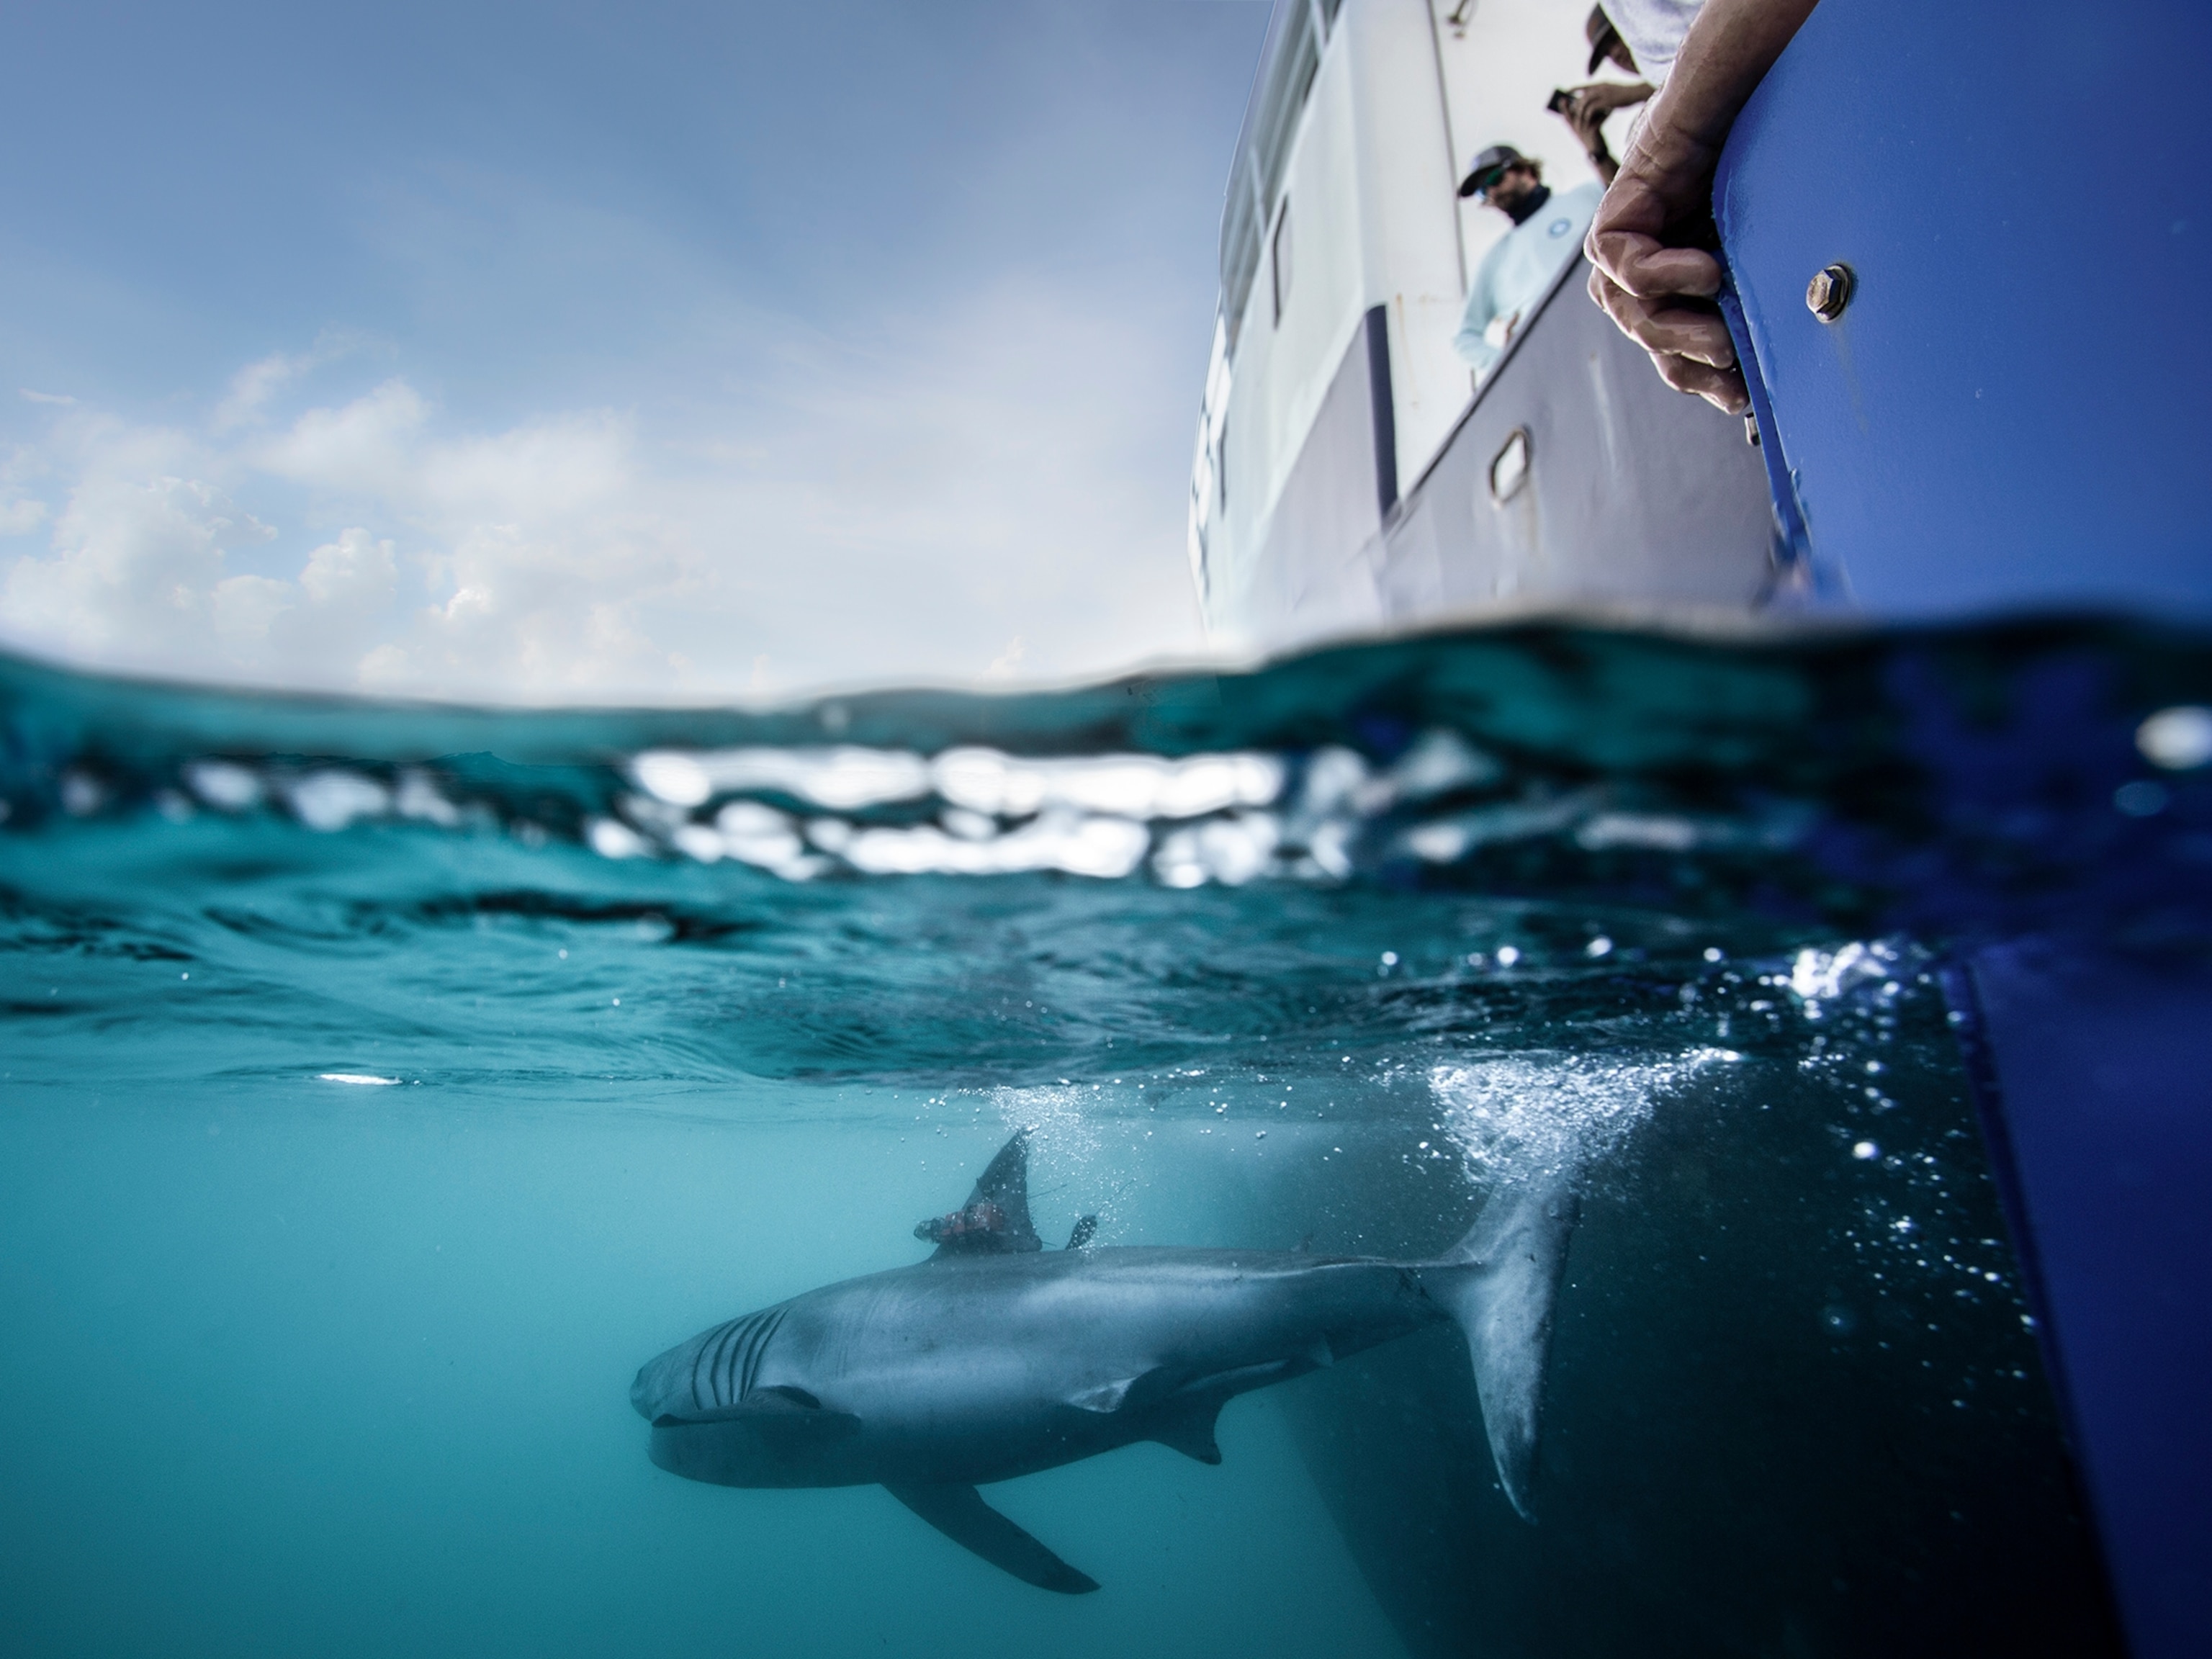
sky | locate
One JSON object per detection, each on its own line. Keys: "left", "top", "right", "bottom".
{"left": 0, "top": 1, "right": 1270, "bottom": 703}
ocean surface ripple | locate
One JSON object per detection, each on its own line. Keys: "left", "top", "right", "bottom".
{"left": 0, "top": 619, "right": 2193, "bottom": 1657}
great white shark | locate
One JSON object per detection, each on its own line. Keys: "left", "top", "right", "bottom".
{"left": 631, "top": 1130, "right": 1576, "bottom": 1593}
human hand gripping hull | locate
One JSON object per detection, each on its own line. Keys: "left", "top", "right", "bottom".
{"left": 1585, "top": 0, "right": 1820, "bottom": 412}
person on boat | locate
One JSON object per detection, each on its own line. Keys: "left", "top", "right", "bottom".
{"left": 1583, "top": 0, "right": 1820, "bottom": 413}
{"left": 1452, "top": 146, "right": 1602, "bottom": 378}
{"left": 1588, "top": 0, "right": 1709, "bottom": 87}
{"left": 1550, "top": 6, "right": 1657, "bottom": 186}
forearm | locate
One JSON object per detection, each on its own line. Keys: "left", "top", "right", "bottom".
{"left": 1632, "top": 0, "right": 1817, "bottom": 171}
{"left": 1452, "top": 313, "right": 1498, "bottom": 371}
{"left": 1452, "top": 280, "right": 1501, "bottom": 369}
{"left": 1583, "top": 0, "right": 1820, "bottom": 411}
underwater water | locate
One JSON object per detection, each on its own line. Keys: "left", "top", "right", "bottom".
{"left": 4, "top": 619, "right": 2206, "bottom": 1658}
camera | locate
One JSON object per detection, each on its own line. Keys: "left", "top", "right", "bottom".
{"left": 1547, "top": 88, "right": 1575, "bottom": 114}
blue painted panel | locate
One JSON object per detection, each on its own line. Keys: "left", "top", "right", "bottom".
{"left": 1961, "top": 943, "right": 2212, "bottom": 1659}
{"left": 1717, "top": 0, "right": 2212, "bottom": 617}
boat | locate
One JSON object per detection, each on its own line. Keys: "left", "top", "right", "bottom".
{"left": 1194, "top": 4, "right": 2211, "bottom": 1655}
{"left": 1186, "top": 0, "right": 1777, "bottom": 657}
{"left": 1721, "top": 9, "right": 2209, "bottom": 1658}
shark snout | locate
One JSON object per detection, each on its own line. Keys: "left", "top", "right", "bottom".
{"left": 632, "top": 1350, "right": 683, "bottom": 1419}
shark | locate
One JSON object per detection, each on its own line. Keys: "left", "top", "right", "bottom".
{"left": 631, "top": 1130, "right": 1576, "bottom": 1594}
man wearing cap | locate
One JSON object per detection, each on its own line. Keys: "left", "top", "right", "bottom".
{"left": 1591, "top": 0, "right": 1707, "bottom": 87}
{"left": 1451, "top": 147, "right": 1602, "bottom": 378}
{"left": 1550, "top": 6, "right": 1658, "bottom": 186}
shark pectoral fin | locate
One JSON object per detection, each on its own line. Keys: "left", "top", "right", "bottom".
{"left": 1146, "top": 1392, "right": 1225, "bottom": 1465}
{"left": 885, "top": 1483, "right": 1100, "bottom": 1596}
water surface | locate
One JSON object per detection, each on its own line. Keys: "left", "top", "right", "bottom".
{"left": 7, "top": 620, "right": 2201, "bottom": 1656}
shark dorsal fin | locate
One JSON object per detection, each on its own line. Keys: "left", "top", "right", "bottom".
{"left": 914, "top": 1129, "right": 1044, "bottom": 1258}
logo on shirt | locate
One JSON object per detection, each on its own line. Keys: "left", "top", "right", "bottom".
{"left": 1547, "top": 217, "right": 1573, "bottom": 238}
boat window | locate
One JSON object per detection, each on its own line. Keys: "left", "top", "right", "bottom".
{"left": 1219, "top": 0, "right": 1328, "bottom": 353}
{"left": 1272, "top": 204, "right": 1293, "bottom": 327}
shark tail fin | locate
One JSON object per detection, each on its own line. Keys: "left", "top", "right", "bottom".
{"left": 1421, "top": 1174, "right": 1580, "bottom": 1521}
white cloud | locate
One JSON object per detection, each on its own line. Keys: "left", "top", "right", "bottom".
{"left": 0, "top": 275, "right": 1209, "bottom": 703}
{"left": 0, "top": 443, "right": 48, "bottom": 535}
{"left": 212, "top": 331, "right": 368, "bottom": 432}
{"left": 210, "top": 528, "right": 401, "bottom": 675}
{"left": 253, "top": 377, "right": 431, "bottom": 494}
{"left": 0, "top": 498, "right": 48, "bottom": 535}
{"left": 2, "top": 454, "right": 276, "bottom": 661}
{"left": 213, "top": 354, "right": 310, "bottom": 433}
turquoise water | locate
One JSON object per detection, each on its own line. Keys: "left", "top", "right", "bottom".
{"left": 6, "top": 621, "right": 2201, "bottom": 1657}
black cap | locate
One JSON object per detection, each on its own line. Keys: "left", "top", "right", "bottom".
{"left": 1457, "top": 143, "right": 1526, "bottom": 200}
{"left": 1586, "top": 7, "right": 1627, "bottom": 74}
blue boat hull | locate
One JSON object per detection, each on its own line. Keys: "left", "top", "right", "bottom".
{"left": 1721, "top": 6, "right": 2212, "bottom": 1651}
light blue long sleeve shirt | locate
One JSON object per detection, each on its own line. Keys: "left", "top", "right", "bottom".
{"left": 1452, "top": 182, "right": 1602, "bottom": 377}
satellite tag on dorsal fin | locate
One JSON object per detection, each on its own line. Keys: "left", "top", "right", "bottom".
{"left": 914, "top": 1129, "right": 1044, "bottom": 1257}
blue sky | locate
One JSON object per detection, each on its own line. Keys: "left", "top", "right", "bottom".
{"left": 0, "top": 1, "right": 1268, "bottom": 701}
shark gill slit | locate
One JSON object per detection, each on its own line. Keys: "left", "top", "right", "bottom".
{"left": 724, "top": 1314, "right": 755, "bottom": 1403}
{"left": 698, "top": 1320, "right": 736, "bottom": 1410}
{"left": 740, "top": 1308, "right": 784, "bottom": 1401}
{"left": 694, "top": 1309, "right": 767, "bottom": 1411}
{"left": 721, "top": 1315, "right": 749, "bottom": 1405}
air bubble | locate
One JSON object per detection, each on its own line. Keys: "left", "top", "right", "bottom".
{"left": 2138, "top": 705, "right": 2212, "bottom": 770}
